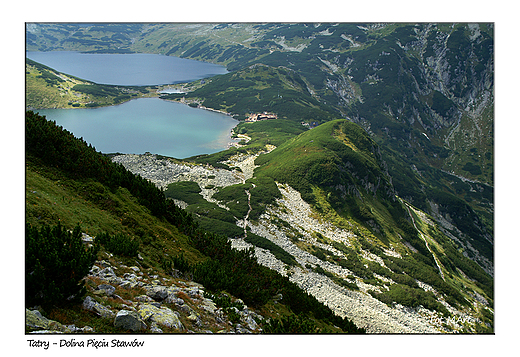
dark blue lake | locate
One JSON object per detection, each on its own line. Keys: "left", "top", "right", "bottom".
{"left": 26, "top": 51, "right": 228, "bottom": 85}
{"left": 37, "top": 98, "right": 239, "bottom": 159}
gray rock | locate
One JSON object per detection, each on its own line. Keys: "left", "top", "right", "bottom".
{"left": 83, "top": 296, "right": 115, "bottom": 319}
{"left": 98, "top": 267, "right": 117, "bottom": 278}
{"left": 164, "top": 294, "right": 182, "bottom": 304}
{"left": 243, "top": 315, "right": 259, "bottom": 331}
{"left": 123, "top": 272, "right": 138, "bottom": 280}
{"left": 149, "top": 322, "right": 163, "bottom": 333}
{"left": 187, "top": 312, "right": 202, "bottom": 327}
{"left": 234, "top": 324, "right": 251, "bottom": 334}
{"left": 66, "top": 324, "right": 95, "bottom": 333}
{"left": 146, "top": 285, "right": 169, "bottom": 301}
{"left": 98, "top": 260, "right": 111, "bottom": 268}
{"left": 200, "top": 298, "right": 218, "bottom": 314}
{"left": 114, "top": 310, "right": 146, "bottom": 332}
{"left": 118, "top": 281, "right": 131, "bottom": 289}
{"left": 135, "top": 294, "right": 154, "bottom": 302}
{"left": 82, "top": 233, "right": 94, "bottom": 242}
{"left": 25, "top": 309, "right": 75, "bottom": 333}
{"left": 97, "top": 284, "right": 116, "bottom": 296}
{"left": 176, "top": 304, "right": 190, "bottom": 314}
{"left": 138, "top": 304, "right": 183, "bottom": 330}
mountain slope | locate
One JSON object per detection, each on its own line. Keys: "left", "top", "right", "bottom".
{"left": 25, "top": 111, "right": 364, "bottom": 334}
{"left": 117, "top": 118, "right": 493, "bottom": 333}
{"left": 174, "top": 63, "right": 340, "bottom": 122}
{"left": 120, "top": 22, "right": 494, "bottom": 264}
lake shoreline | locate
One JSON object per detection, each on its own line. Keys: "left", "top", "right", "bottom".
{"left": 37, "top": 97, "right": 241, "bottom": 159}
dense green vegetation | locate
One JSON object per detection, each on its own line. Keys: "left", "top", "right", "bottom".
{"left": 185, "top": 64, "right": 340, "bottom": 122}
{"left": 95, "top": 231, "right": 140, "bottom": 257}
{"left": 164, "top": 181, "right": 205, "bottom": 205}
{"left": 244, "top": 232, "right": 298, "bottom": 266}
{"left": 371, "top": 284, "right": 450, "bottom": 315}
{"left": 379, "top": 143, "right": 493, "bottom": 262}
{"left": 263, "top": 313, "right": 320, "bottom": 333}
{"left": 73, "top": 83, "right": 149, "bottom": 97}
{"left": 26, "top": 223, "right": 99, "bottom": 307}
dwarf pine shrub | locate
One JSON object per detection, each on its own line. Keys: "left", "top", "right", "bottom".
{"left": 25, "top": 223, "right": 99, "bottom": 306}
{"left": 95, "top": 232, "right": 139, "bottom": 257}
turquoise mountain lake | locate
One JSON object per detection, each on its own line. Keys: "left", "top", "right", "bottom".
{"left": 37, "top": 98, "right": 239, "bottom": 159}
{"left": 26, "top": 51, "right": 228, "bottom": 85}
{"left": 28, "top": 51, "right": 236, "bottom": 158}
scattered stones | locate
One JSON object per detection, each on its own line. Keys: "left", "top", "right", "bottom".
{"left": 242, "top": 314, "right": 259, "bottom": 331}
{"left": 111, "top": 153, "right": 244, "bottom": 191}
{"left": 234, "top": 182, "right": 443, "bottom": 333}
{"left": 26, "top": 309, "right": 94, "bottom": 333}
{"left": 97, "top": 267, "right": 117, "bottom": 279}
{"left": 24, "top": 255, "right": 265, "bottom": 334}
{"left": 104, "top": 152, "right": 484, "bottom": 334}
{"left": 81, "top": 232, "right": 94, "bottom": 243}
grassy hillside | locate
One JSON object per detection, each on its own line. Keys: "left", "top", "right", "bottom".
{"left": 254, "top": 120, "right": 428, "bottom": 247}
{"left": 26, "top": 59, "right": 153, "bottom": 109}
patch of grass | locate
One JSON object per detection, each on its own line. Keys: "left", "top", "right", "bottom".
{"left": 370, "top": 284, "right": 450, "bottom": 316}
{"left": 245, "top": 232, "right": 298, "bottom": 266}
{"left": 212, "top": 183, "right": 251, "bottom": 217}
{"left": 164, "top": 181, "right": 205, "bottom": 205}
